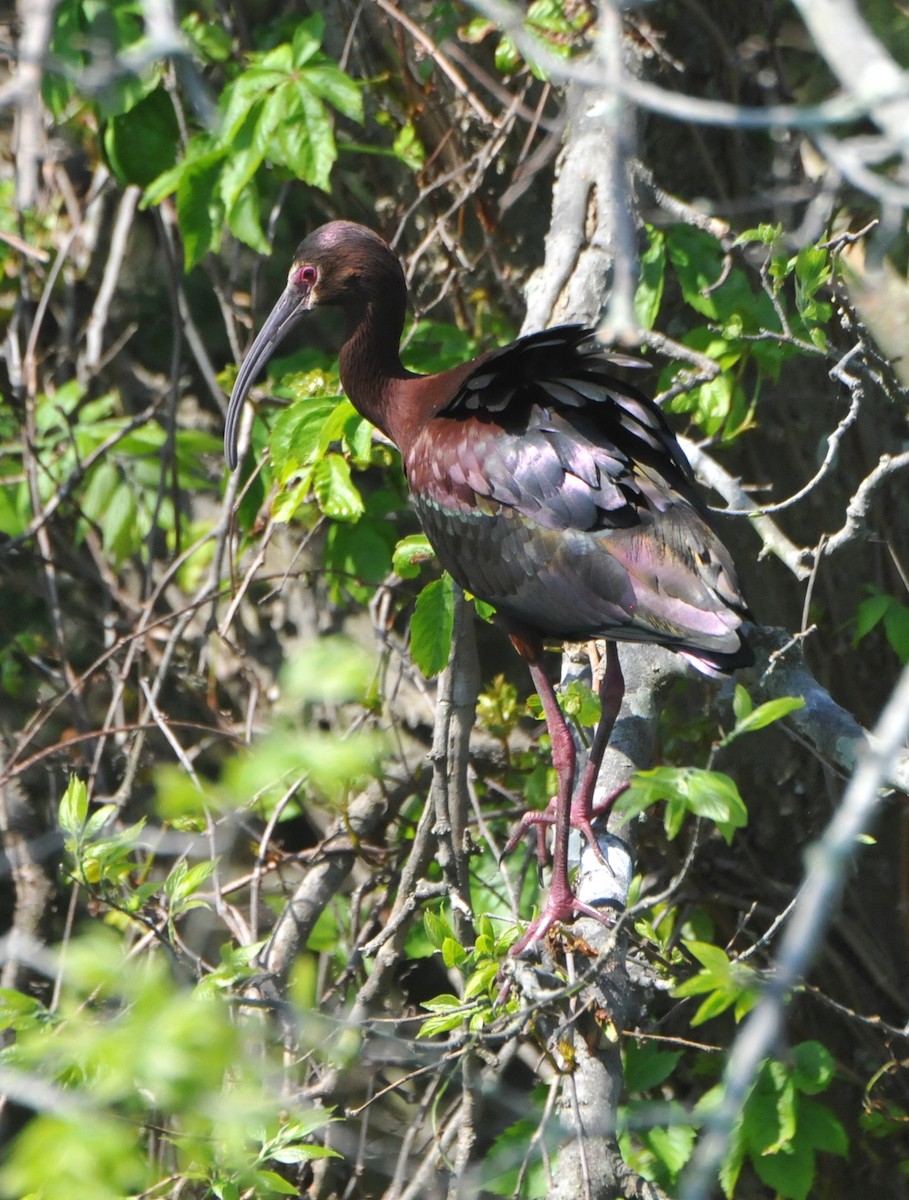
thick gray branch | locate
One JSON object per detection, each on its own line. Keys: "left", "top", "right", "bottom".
{"left": 752, "top": 626, "right": 909, "bottom": 792}
{"left": 680, "top": 659, "right": 909, "bottom": 1200}
{"left": 790, "top": 0, "right": 909, "bottom": 152}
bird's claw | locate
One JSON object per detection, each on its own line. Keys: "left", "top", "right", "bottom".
{"left": 495, "top": 892, "right": 616, "bottom": 1005}
{"left": 503, "top": 783, "right": 632, "bottom": 868}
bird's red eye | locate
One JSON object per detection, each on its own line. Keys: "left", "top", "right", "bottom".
{"left": 292, "top": 264, "right": 318, "bottom": 289}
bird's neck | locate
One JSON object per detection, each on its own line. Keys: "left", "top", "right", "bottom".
{"left": 338, "top": 298, "right": 421, "bottom": 451}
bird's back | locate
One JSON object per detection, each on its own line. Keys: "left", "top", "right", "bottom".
{"left": 403, "top": 326, "right": 752, "bottom": 671}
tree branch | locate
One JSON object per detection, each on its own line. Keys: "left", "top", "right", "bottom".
{"left": 680, "top": 659, "right": 909, "bottom": 1200}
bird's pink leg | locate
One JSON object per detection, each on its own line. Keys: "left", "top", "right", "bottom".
{"left": 503, "top": 643, "right": 627, "bottom": 864}
{"left": 568, "top": 642, "right": 628, "bottom": 849}
{"left": 503, "top": 641, "right": 619, "bottom": 958}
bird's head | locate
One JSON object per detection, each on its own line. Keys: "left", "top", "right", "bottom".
{"left": 224, "top": 221, "right": 405, "bottom": 469}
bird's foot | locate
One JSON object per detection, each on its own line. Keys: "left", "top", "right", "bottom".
{"left": 496, "top": 884, "right": 614, "bottom": 1004}
{"left": 501, "top": 782, "right": 631, "bottom": 867}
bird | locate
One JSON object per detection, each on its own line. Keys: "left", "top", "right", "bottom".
{"left": 225, "top": 220, "right": 752, "bottom": 958}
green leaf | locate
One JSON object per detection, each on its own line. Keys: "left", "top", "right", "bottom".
{"left": 463, "top": 961, "right": 498, "bottom": 1000}
{"left": 423, "top": 908, "right": 455, "bottom": 949}
{"left": 312, "top": 453, "right": 365, "bottom": 521}
{"left": 884, "top": 602, "right": 909, "bottom": 662}
{"left": 59, "top": 776, "right": 89, "bottom": 837}
{"left": 81, "top": 460, "right": 120, "bottom": 526}
{"left": 794, "top": 245, "right": 830, "bottom": 301}
{"left": 797, "top": 1095, "right": 848, "bottom": 1155}
{"left": 417, "top": 1010, "right": 467, "bottom": 1038}
{"left": 854, "top": 590, "right": 891, "bottom": 642}
{"left": 291, "top": 13, "right": 325, "bottom": 66}
{"left": 165, "top": 859, "right": 218, "bottom": 910}
{"left": 746, "top": 1060, "right": 798, "bottom": 1155}
{"left": 103, "top": 88, "right": 179, "bottom": 187}
{"left": 303, "top": 65, "right": 363, "bottom": 123}
{"left": 276, "top": 82, "right": 336, "bottom": 191}
{"left": 494, "top": 34, "right": 522, "bottom": 73}
{"left": 790, "top": 1041, "right": 834, "bottom": 1095}
{"left": 673, "top": 940, "right": 761, "bottom": 1025}
{"left": 176, "top": 151, "right": 225, "bottom": 269}
{"left": 271, "top": 396, "right": 345, "bottom": 474}
{"left": 751, "top": 1139, "right": 814, "bottom": 1200}
{"left": 644, "top": 1122, "right": 696, "bottom": 1176}
{"left": 623, "top": 1040, "right": 684, "bottom": 1093}
{"left": 83, "top": 804, "right": 117, "bottom": 839}
{"left": 724, "top": 694, "right": 804, "bottom": 744}
{"left": 392, "top": 121, "right": 426, "bottom": 170}
{"left": 442, "top": 937, "right": 468, "bottom": 969}
{"left": 634, "top": 228, "right": 666, "bottom": 331}
{"left": 323, "top": 519, "right": 396, "bottom": 597}
{"left": 218, "top": 68, "right": 281, "bottom": 145}
{"left": 732, "top": 683, "right": 752, "bottom": 720}
{"left": 0, "top": 987, "right": 49, "bottom": 1033}
{"left": 101, "top": 481, "right": 138, "bottom": 564}
{"left": 181, "top": 11, "right": 232, "bottom": 61}
{"left": 253, "top": 1169, "right": 300, "bottom": 1195}
{"left": 617, "top": 767, "right": 747, "bottom": 843}
{"left": 558, "top": 680, "right": 601, "bottom": 726}
{"left": 419, "top": 993, "right": 464, "bottom": 1013}
{"left": 410, "top": 576, "right": 455, "bottom": 677}
{"left": 392, "top": 533, "right": 435, "bottom": 577}
{"left": 689, "top": 374, "right": 732, "bottom": 436}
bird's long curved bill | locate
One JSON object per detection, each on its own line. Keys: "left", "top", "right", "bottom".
{"left": 224, "top": 285, "right": 310, "bottom": 470}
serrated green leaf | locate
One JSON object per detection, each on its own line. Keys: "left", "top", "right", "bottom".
{"left": 218, "top": 112, "right": 266, "bottom": 215}
{"left": 644, "top": 1122, "right": 696, "bottom": 1176}
{"left": 275, "top": 82, "right": 336, "bottom": 191}
{"left": 271, "top": 396, "right": 341, "bottom": 474}
{"left": 747, "top": 1060, "right": 798, "bottom": 1155}
{"left": 303, "top": 65, "right": 363, "bottom": 123}
{"left": 410, "top": 576, "right": 454, "bottom": 677}
{"left": 312, "top": 453, "right": 364, "bottom": 521}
